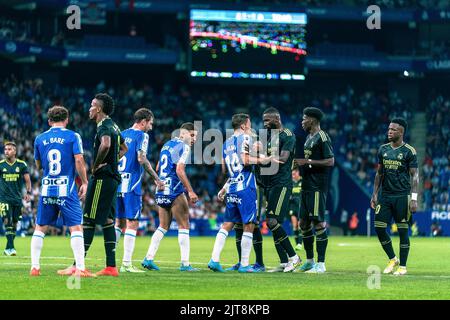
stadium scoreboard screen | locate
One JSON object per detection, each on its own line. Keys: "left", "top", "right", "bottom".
{"left": 189, "top": 9, "right": 308, "bottom": 82}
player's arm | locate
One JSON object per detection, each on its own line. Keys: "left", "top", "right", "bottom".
{"left": 409, "top": 167, "right": 419, "bottom": 213}
{"left": 217, "top": 177, "right": 230, "bottom": 202}
{"left": 176, "top": 145, "right": 198, "bottom": 203}
{"left": 93, "top": 135, "right": 111, "bottom": 173}
{"left": 35, "top": 160, "right": 41, "bottom": 170}
{"left": 119, "top": 138, "right": 128, "bottom": 159}
{"left": 296, "top": 136, "right": 334, "bottom": 167}
{"left": 74, "top": 154, "right": 88, "bottom": 200}
{"left": 370, "top": 164, "right": 384, "bottom": 209}
{"left": 176, "top": 162, "right": 198, "bottom": 203}
{"left": 296, "top": 157, "right": 335, "bottom": 167}
{"left": 138, "top": 150, "right": 164, "bottom": 190}
{"left": 23, "top": 173, "right": 32, "bottom": 202}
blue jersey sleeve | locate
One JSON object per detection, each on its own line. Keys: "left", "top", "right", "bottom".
{"left": 34, "top": 137, "right": 41, "bottom": 161}
{"left": 73, "top": 132, "right": 84, "bottom": 155}
{"left": 138, "top": 132, "right": 149, "bottom": 154}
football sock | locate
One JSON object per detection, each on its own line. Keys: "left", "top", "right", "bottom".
{"left": 270, "top": 223, "right": 296, "bottom": 258}
{"left": 375, "top": 225, "right": 396, "bottom": 260}
{"left": 102, "top": 222, "right": 116, "bottom": 267}
{"left": 70, "top": 231, "right": 85, "bottom": 271}
{"left": 294, "top": 229, "right": 302, "bottom": 245}
{"left": 315, "top": 227, "right": 328, "bottom": 263}
{"left": 234, "top": 223, "right": 243, "bottom": 261}
{"left": 123, "top": 229, "right": 137, "bottom": 266}
{"left": 5, "top": 225, "right": 15, "bottom": 250}
{"left": 397, "top": 224, "right": 410, "bottom": 267}
{"left": 115, "top": 227, "right": 122, "bottom": 248}
{"left": 178, "top": 229, "right": 190, "bottom": 266}
{"left": 240, "top": 232, "right": 253, "bottom": 267}
{"left": 301, "top": 225, "right": 315, "bottom": 260}
{"left": 275, "top": 242, "right": 289, "bottom": 264}
{"left": 252, "top": 226, "right": 264, "bottom": 266}
{"left": 31, "top": 230, "right": 45, "bottom": 269}
{"left": 82, "top": 220, "right": 96, "bottom": 256}
{"left": 146, "top": 226, "right": 167, "bottom": 260}
{"left": 211, "top": 228, "right": 228, "bottom": 262}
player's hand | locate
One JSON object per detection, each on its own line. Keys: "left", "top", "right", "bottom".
{"left": 409, "top": 200, "right": 418, "bottom": 213}
{"left": 78, "top": 183, "right": 88, "bottom": 201}
{"left": 370, "top": 194, "right": 378, "bottom": 210}
{"left": 23, "top": 193, "right": 31, "bottom": 202}
{"left": 188, "top": 191, "right": 198, "bottom": 204}
{"left": 155, "top": 179, "right": 165, "bottom": 191}
{"left": 217, "top": 188, "right": 226, "bottom": 202}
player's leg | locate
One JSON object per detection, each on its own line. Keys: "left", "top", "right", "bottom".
{"left": 143, "top": 204, "right": 172, "bottom": 270}
{"left": 30, "top": 224, "right": 48, "bottom": 276}
{"left": 172, "top": 193, "right": 197, "bottom": 271}
{"left": 236, "top": 188, "right": 258, "bottom": 273}
{"left": 266, "top": 186, "right": 301, "bottom": 272}
{"left": 209, "top": 221, "right": 234, "bottom": 272}
{"left": 374, "top": 197, "right": 398, "bottom": 273}
{"left": 92, "top": 175, "right": 120, "bottom": 276}
{"left": 115, "top": 193, "right": 127, "bottom": 248}
{"left": 59, "top": 194, "right": 95, "bottom": 276}
{"left": 305, "top": 192, "right": 328, "bottom": 273}
{"left": 252, "top": 186, "right": 264, "bottom": 269}
{"left": 290, "top": 213, "right": 302, "bottom": 250}
{"left": 120, "top": 193, "right": 144, "bottom": 272}
{"left": 81, "top": 177, "right": 99, "bottom": 258}
{"left": 393, "top": 195, "right": 411, "bottom": 276}
{"left": 31, "top": 197, "right": 55, "bottom": 275}
{"left": 298, "top": 191, "right": 315, "bottom": 271}
{"left": 234, "top": 223, "right": 243, "bottom": 263}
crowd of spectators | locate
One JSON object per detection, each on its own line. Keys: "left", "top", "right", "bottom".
{"left": 423, "top": 95, "right": 450, "bottom": 211}
{"left": 0, "top": 74, "right": 448, "bottom": 236}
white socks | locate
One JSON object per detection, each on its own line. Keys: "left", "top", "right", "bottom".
{"left": 31, "top": 230, "right": 45, "bottom": 270}
{"left": 211, "top": 228, "right": 229, "bottom": 262}
{"left": 123, "top": 229, "right": 137, "bottom": 266}
{"left": 146, "top": 227, "right": 167, "bottom": 260}
{"left": 70, "top": 231, "right": 85, "bottom": 271}
{"left": 115, "top": 227, "right": 122, "bottom": 248}
{"left": 241, "top": 232, "right": 253, "bottom": 267}
{"left": 178, "top": 229, "right": 190, "bottom": 267}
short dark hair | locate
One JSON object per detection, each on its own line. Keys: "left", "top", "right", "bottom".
{"left": 134, "top": 108, "right": 154, "bottom": 123}
{"left": 47, "top": 106, "right": 69, "bottom": 122}
{"left": 180, "top": 122, "right": 196, "bottom": 131}
{"left": 231, "top": 113, "right": 250, "bottom": 130}
{"left": 391, "top": 117, "right": 408, "bottom": 132}
{"left": 303, "top": 107, "right": 324, "bottom": 122}
{"left": 4, "top": 141, "right": 16, "bottom": 148}
{"left": 263, "top": 107, "right": 280, "bottom": 116}
{"left": 95, "top": 93, "right": 115, "bottom": 116}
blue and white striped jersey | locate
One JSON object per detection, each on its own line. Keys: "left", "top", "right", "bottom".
{"left": 223, "top": 133, "right": 256, "bottom": 193}
{"left": 155, "top": 138, "right": 190, "bottom": 196}
{"left": 118, "top": 128, "right": 149, "bottom": 195}
{"left": 34, "top": 127, "right": 83, "bottom": 198}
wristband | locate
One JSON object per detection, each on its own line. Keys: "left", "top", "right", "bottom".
{"left": 411, "top": 193, "right": 418, "bottom": 201}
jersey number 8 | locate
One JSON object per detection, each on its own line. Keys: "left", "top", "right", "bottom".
{"left": 48, "top": 149, "right": 62, "bottom": 176}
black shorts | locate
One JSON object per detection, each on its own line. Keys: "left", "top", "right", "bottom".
{"left": 288, "top": 199, "right": 300, "bottom": 218}
{"left": 264, "top": 185, "right": 291, "bottom": 221}
{"left": 374, "top": 195, "right": 411, "bottom": 229}
{"left": 0, "top": 202, "right": 22, "bottom": 224}
{"left": 299, "top": 191, "right": 327, "bottom": 222}
{"left": 83, "top": 175, "right": 119, "bottom": 225}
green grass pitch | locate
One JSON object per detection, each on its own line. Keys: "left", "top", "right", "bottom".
{"left": 1, "top": 235, "right": 449, "bottom": 300}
